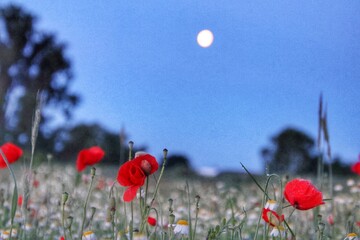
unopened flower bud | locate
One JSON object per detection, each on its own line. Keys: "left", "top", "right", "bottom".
{"left": 106, "top": 208, "right": 113, "bottom": 222}
{"left": 90, "top": 207, "right": 96, "bottom": 219}
{"left": 140, "top": 160, "right": 152, "bottom": 175}
{"left": 221, "top": 217, "right": 226, "bottom": 226}
{"left": 195, "top": 195, "right": 201, "bottom": 204}
{"left": 65, "top": 216, "right": 73, "bottom": 229}
{"left": 169, "top": 214, "right": 175, "bottom": 225}
{"left": 109, "top": 197, "right": 116, "bottom": 211}
{"left": 128, "top": 141, "right": 134, "bottom": 150}
{"left": 90, "top": 167, "right": 96, "bottom": 177}
{"left": 163, "top": 148, "right": 168, "bottom": 158}
{"left": 168, "top": 198, "right": 173, "bottom": 212}
{"left": 318, "top": 222, "right": 325, "bottom": 232}
{"left": 61, "top": 192, "right": 69, "bottom": 205}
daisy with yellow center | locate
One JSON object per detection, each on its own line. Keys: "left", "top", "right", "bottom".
{"left": 82, "top": 230, "right": 97, "bottom": 240}
{"left": 174, "top": 220, "right": 189, "bottom": 236}
{"left": 264, "top": 199, "right": 278, "bottom": 211}
{"left": 270, "top": 225, "right": 286, "bottom": 237}
{"left": 133, "top": 232, "right": 148, "bottom": 240}
{"left": 344, "top": 233, "right": 358, "bottom": 240}
{"left": 1, "top": 229, "right": 18, "bottom": 239}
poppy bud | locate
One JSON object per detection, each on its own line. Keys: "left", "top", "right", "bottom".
{"left": 163, "top": 148, "right": 168, "bottom": 158}
{"left": 61, "top": 192, "right": 69, "bottom": 206}
{"left": 65, "top": 216, "right": 73, "bottom": 229}
{"left": 169, "top": 214, "right": 175, "bottom": 225}
{"left": 140, "top": 160, "right": 152, "bottom": 175}
{"left": 148, "top": 216, "right": 157, "bottom": 226}
{"left": 109, "top": 197, "right": 116, "bottom": 211}
{"left": 129, "top": 141, "right": 134, "bottom": 151}
{"left": 168, "top": 198, "right": 174, "bottom": 212}
{"left": 90, "top": 167, "right": 96, "bottom": 177}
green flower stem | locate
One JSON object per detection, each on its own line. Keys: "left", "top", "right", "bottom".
{"left": 193, "top": 196, "right": 200, "bottom": 240}
{"left": 240, "top": 162, "right": 270, "bottom": 199}
{"left": 128, "top": 141, "right": 134, "bottom": 240}
{"left": 130, "top": 201, "right": 134, "bottom": 240}
{"left": 283, "top": 219, "right": 295, "bottom": 238}
{"left": 186, "top": 181, "right": 193, "bottom": 240}
{"left": 148, "top": 208, "right": 159, "bottom": 238}
{"left": 0, "top": 149, "right": 18, "bottom": 240}
{"left": 150, "top": 150, "right": 167, "bottom": 207}
{"left": 62, "top": 204, "right": 66, "bottom": 239}
{"left": 80, "top": 168, "right": 96, "bottom": 237}
{"left": 140, "top": 177, "right": 150, "bottom": 233}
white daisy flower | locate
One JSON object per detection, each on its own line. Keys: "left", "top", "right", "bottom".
{"left": 264, "top": 199, "right": 278, "bottom": 211}
{"left": 1, "top": 229, "right": 18, "bottom": 239}
{"left": 269, "top": 226, "right": 286, "bottom": 238}
{"left": 82, "top": 230, "right": 97, "bottom": 240}
{"left": 174, "top": 220, "right": 189, "bottom": 236}
{"left": 344, "top": 233, "right": 358, "bottom": 240}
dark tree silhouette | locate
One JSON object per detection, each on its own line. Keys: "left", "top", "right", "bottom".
{"left": 261, "top": 127, "right": 317, "bottom": 174}
{"left": 0, "top": 5, "right": 79, "bottom": 145}
{"left": 57, "top": 123, "right": 146, "bottom": 164}
{"left": 161, "top": 154, "right": 191, "bottom": 171}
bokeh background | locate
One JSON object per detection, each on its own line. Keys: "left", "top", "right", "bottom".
{"left": 1, "top": 1, "right": 359, "bottom": 174}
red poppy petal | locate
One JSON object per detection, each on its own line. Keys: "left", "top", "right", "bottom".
{"left": 117, "top": 161, "right": 133, "bottom": 186}
{"left": 351, "top": 161, "right": 360, "bottom": 175}
{"left": 76, "top": 146, "right": 105, "bottom": 172}
{"left": 284, "top": 178, "right": 324, "bottom": 210}
{"left": 128, "top": 165, "right": 145, "bottom": 186}
{"left": 123, "top": 185, "right": 141, "bottom": 202}
{"left": 148, "top": 216, "right": 157, "bottom": 226}
{"left": 84, "top": 146, "right": 105, "bottom": 164}
{"left": 76, "top": 157, "right": 87, "bottom": 172}
{"left": 133, "top": 154, "right": 159, "bottom": 175}
{"left": 262, "top": 208, "right": 283, "bottom": 227}
{"left": 0, "top": 142, "right": 23, "bottom": 168}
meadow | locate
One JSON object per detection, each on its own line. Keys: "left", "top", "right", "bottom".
{"left": 0, "top": 145, "right": 359, "bottom": 240}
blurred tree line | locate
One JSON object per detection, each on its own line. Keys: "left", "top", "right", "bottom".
{"left": 0, "top": 4, "right": 191, "bottom": 169}
{"left": 0, "top": 4, "right": 143, "bottom": 165}
{"left": 0, "top": 4, "right": 352, "bottom": 174}
{"left": 261, "top": 127, "right": 352, "bottom": 176}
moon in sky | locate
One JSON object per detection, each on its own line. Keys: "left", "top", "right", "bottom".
{"left": 197, "top": 29, "right": 214, "bottom": 48}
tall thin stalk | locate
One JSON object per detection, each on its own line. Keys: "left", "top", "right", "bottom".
{"left": 128, "top": 141, "right": 134, "bottom": 240}
{"left": 0, "top": 149, "right": 18, "bottom": 240}
{"left": 80, "top": 167, "right": 96, "bottom": 237}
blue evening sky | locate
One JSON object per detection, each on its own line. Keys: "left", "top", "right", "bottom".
{"left": 3, "top": 1, "right": 360, "bottom": 173}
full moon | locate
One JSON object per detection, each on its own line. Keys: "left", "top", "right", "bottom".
{"left": 197, "top": 29, "right": 214, "bottom": 48}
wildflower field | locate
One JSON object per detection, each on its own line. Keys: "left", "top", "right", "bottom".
{"left": 0, "top": 142, "right": 359, "bottom": 240}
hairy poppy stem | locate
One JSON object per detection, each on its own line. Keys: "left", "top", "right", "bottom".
{"left": 185, "top": 181, "right": 193, "bottom": 240}
{"left": 148, "top": 208, "right": 159, "bottom": 239}
{"left": 61, "top": 192, "right": 69, "bottom": 240}
{"left": 150, "top": 149, "right": 168, "bottom": 207}
{"left": 193, "top": 195, "right": 200, "bottom": 240}
{"left": 130, "top": 203, "right": 134, "bottom": 240}
{"left": 80, "top": 167, "right": 96, "bottom": 237}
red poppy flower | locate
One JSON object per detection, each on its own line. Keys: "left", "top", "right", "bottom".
{"left": 76, "top": 146, "right": 105, "bottom": 172}
{"left": 284, "top": 178, "right": 324, "bottom": 210}
{"left": 59, "top": 236, "right": 65, "bottom": 240}
{"left": 351, "top": 155, "right": 360, "bottom": 175}
{"left": 0, "top": 142, "right": 23, "bottom": 168}
{"left": 262, "top": 208, "right": 284, "bottom": 227}
{"left": 148, "top": 216, "right": 157, "bottom": 226}
{"left": 327, "top": 215, "right": 334, "bottom": 225}
{"left": 18, "top": 195, "right": 23, "bottom": 207}
{"left": 33, "top": 179, "right": 40, "bottom": 188}
{"left": 117, "top": 153, "right": 158, "bottom": 202}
